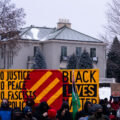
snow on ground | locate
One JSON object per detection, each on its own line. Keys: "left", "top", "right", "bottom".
{"left": 99, "top": 87, "right": 111, "bottom": 100}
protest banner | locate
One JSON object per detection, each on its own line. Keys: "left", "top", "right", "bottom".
{"left": 62, "top": 69, "right": 99, "bottom": 111}
{"left": 111, "top": 83, "right": 120, "bottom": 97}
{"left": 0, "top": 70, "right": 63, "bottom": 110}
{"left": 0, "top": 69, "right": 99, "bottom": 111}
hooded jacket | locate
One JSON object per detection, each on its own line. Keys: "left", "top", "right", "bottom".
{"left": 75, "top": 101, "right": 92, "bottom": 120}
{"left": 33, "top": 102, "right": 50, "bottom": 120}
{"left": 57, "top": 101, "right": 72, "bottom": 120}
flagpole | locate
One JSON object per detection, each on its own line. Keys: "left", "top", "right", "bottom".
{"left": 72, "top": 70, "right": 81, "bottom": 120}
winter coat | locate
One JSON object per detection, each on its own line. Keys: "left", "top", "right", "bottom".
{"left": 57, "top": 102, "right": 72, "bottom": 120}
{"left": 99, "top": 99, "right": 110, "bottom": 116}
{"left": 57, "top": 110, "right": 72, "bottom": 120}
{"left": 117, "top": 108, "right": 120, "bottom": 118}
{"left": 110, "top": 102, "right": 119, "bottom": 111}
{"left": 33, "top": 102, "right": 50, "bottom": 120}
{"left": 75, "top": 101, "right": 92, "bottom": 120}
{"left": 88, "top": 114, "right": 109, "bottom": 120}
{"left": 0, "top": 106, "right": 13, "bottom": 120}
{"left": 22, "top": 117, "right": 37, "bottom": 120}
{"left": 110, "top": 97, "right": 119, "bottom": 111}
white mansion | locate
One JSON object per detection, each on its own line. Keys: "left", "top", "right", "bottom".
{"left": 0, "top": 20, "right": 107, "bottom": 78}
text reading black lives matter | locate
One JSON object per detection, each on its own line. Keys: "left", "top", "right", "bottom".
{"left": 62, "top": 70, "right": 98, "bottom": 110}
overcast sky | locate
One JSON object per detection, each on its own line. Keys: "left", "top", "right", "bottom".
{"left": 12, "top": 0, "right": 111, "bottom": 39}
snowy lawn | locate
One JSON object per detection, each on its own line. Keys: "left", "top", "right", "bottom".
{"left": 99, "top": 87, "right": 111, "bottom": 100}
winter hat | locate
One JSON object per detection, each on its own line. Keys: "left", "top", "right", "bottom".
{"left": 88, "top": 106, "right": 95, "bottom": 114}
{"left": 26, "top": 97, "right": 35, "bottom": 107}
{"left": 61, "top": 101, "right": 69, "bottom": 110}
{"left": 24, "top": 106, "right": 32, "bottom": 114}
{"left": 48, "top": 108, "right": 57, "bottom": 118}
{"left": 114, "top": 97, "right": 119, "bottom": 102}
{"left": 93, "top": 104, "right": 103, "bottom": 111}
{"left": 99, "top": 99, "right": 105, "bottom": 105}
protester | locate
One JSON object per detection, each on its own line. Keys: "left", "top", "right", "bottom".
{"left": 23, "top": 106, "right": 37, "bottom": 120}
{"left": 109, "top": 96, "right": 119, "bottom": 119}
{"left": 0, "top": 97, "right": 120, "bottom": 120}
{"left": 57, "top": 101, "right": 72, "bottom": 120}
{"left": 99, "top": 99, "right": 110, "bottom": 116}
{"left": 13, "top": 107, "right": 24, "bottom": 120}
{"left": 109, "top": 110, "right": 116, "bottom": 120}
{"left": 75, "top": 101, "right": 92, "bottom": 120}
{"left": 26, "top": 98, "right": 35, "bottom": 109}
{"left": 88, "top": 104, "right": 109, "bottom": 120}
{"left": 0, "top": 98, "right": 13, "bottom": 120}
{"left": 33, "top": 101, "right": 50, "bottom": 120}
{"left": 110, "top": 96, "right": 119, "bottom": 111}
{"left": 116, "top": 106, "right": 120, "bottom": 120}
{"left": 104, "top": 98, "right": 109, "bottom": 106}
{"left": 88, "top": 104, "right": 96, "bottom": 116}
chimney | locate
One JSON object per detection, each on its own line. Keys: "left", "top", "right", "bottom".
{"left": 57, "top": 19, "right": 71, "bottom": 29}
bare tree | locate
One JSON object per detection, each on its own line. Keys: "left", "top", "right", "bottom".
{"left": 0, "top": 0, "right": 26, "bottom": 69}
{"left": 100, "top": 0, "right": 120, "bottom": 42}
{"left": 0, "top": 0, "right": 25, "bottom": 34}
{"left": 0, "top": 0, "right": 26, "bottom": 57}
{"left": 107, "top": 0, "right": 120, "bottom": 36}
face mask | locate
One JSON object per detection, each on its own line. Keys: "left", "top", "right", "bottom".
{"left": 27, "top": 101, "right": 33, "bottom": 107}
{"left": 96, "top": 112, "right": 102, "bottom": 118}
{"left": 1, "top": 102, "right": 9, "bottom": 108}
{"left": 26, "top": 113, "right": 32, "bottom": 119}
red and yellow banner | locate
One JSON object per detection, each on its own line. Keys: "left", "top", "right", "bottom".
{"left": 0, "top": 70, "right": 63, "bottom": 110}
{"left": 0, "top": 69, "right": 99, "bottom": 111}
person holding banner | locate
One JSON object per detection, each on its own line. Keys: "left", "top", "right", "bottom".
{"left": 88, "top": 104, "right": 109, "bottom": 120}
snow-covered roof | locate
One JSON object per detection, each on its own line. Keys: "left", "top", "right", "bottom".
{"left": 20, "top": 26, "right": 55, "bottom": 40}
{"left": 19, "top": 25, "right": 103, "bottom": 43}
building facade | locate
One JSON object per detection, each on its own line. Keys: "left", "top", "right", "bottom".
{"left": 0, "top": 20, "right": 107, "bottom": 78}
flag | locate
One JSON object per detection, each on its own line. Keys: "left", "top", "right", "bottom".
{"left": 72, "top": 70, "right": 81, "bottom": 120}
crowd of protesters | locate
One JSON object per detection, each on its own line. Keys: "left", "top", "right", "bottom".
{"left": 0, "top": 96, "right": 120, "bottom": 120}
{"left": 75, "top": 96, "right": 120, "bottom": 120}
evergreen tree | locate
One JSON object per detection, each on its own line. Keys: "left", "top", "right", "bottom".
{"left": 67, "top": 53, "right": 77, "bottom": 69}
{"left": 77, "top": 50, "right": 93, "bottom": 69}
{"left": 107, "top": 37, "right": 120, "bottom": 82}
{"left": 33, "top": 50, "right": 47, "bottom": 69}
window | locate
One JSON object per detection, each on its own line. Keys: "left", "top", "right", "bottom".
{"left": 90, "top": 48, "right": 96, "bottom": 58}
{"left": 1, "top": 47, "right": 4, "bottom": 59}
{"left": 7, "top": 51, "right": 10, "bottom": 69}
{"left": 10, "top": 50, "right": 13, "bottom": 66}
{"left": 76, "top": 47, "right": 82, "bottom": 57}
{"left": 7, "top": 50, "right": 14, "bottom": 69}
{"left": 61, "top": 46, "right": 67, "bottom": 57}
